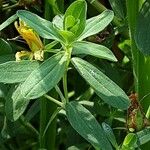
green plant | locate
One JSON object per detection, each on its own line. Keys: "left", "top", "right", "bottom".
{"left": 126, "top": 0, "right": 150, "bottom": 149}
{"left": 0, "top": 0, "right": 130, "bottom": 149}
{"left": 0, "top": 0, "right": 150, "bottom": 150}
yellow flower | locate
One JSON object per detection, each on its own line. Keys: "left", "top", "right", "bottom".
{"left": 15, "top": 20, "right": 44, "bottom": 61}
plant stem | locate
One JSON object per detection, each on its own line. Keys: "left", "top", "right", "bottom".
{"left": 39, "top": 96, "right": 47, "bottom": 148}
{"left": 39, "top": 94, "right": 57, "bottom": 150}
{"left": 87, "top": 0, "right": 106, "bottom": 12}
{"left": 44, "top": 94, "right": 63, "bottom": 107}
{"left": 63, "top": 71, "right": 69, "bottom": 103}
{"left": 62, "top": 46, "right": 72, "bottom": 103}
{"left": 55, "top": 85, "right": 66, "bottom": 103}
{"left": 2, "top": 2, "right": 19, "bottom": 11}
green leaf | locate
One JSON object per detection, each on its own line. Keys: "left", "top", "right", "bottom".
{"left": 0, "top": 61, "right": 39, "bottom": 84}
{"left": 79, "top": 10, "right": 114, "bottom": 40}
{"left": 0, "top": 38, "right": 12, "bottom": 55}
{"left": 67, "top": 146, "right": 81, "bottom": 150}
{"left": 122, "top": 133, "right": 137, "bottom": 149}
{"left": 102, "top": 122, "right": 118, "bottom": 148}
{"left": 58, "top": 30, "right": 76, "bottom": 44}
{"left": 44, "top": 41, "right": 59, "bottom": 51}
{"left": 65, "top": 15, "right": 76, "bottom": 29}
{"left": 0, "top": 14, "right": 18, "bottom": 31}
{"left": 66, "top": 101, "right": 113, "bottom": 150}
{"left": 17, "top": 10, "right": 64, "bottom": 42}
{"left": 64, "top": 0, "right": 87, "bottom": 37}
{"left": 135, "top": 127, "right": 150, "bottom": 147}
{"left": 0, "top": 84, "right": 7, "bottom": 98}
{"left": 52, "top": 15, "right": 64, "bottom": 30}
{"left": 146, "top": 105, "right": 150, "bottom": 119}
{"left": 25, "top": 100, "right": 40, "bottom": 122}
{"left": 71, "top": 57, "right": 130, "bottom": 110}
{"left": 108, "top": 0, "right": 126, "bottom": 19}
{"left": 72, "top": 41, "right": 117, "bottom": 61}
{"left": 20, "top": 52, "right": 68, "bottom": 99}
{"left": 0, "top": 54, "right": 15, "bottom": 64}
{"left": 5, "top": 85, "right": 29, "bottom": 121}
{"left": 135, "top": 0, "right": 150, "bottom": 55}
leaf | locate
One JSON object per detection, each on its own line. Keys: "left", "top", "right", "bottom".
{"left": 71, "top": 57, "right": 130, "bottom": 110}
{"left": 72, "top": 41, "right": 117, "bottom": 61}
{"left": 0, "top": 38, "right": 12, "bottom": 55}
{"left": 102, "top": 122, "right": 118, "bottom": 148}
{"left": 58, "top": 30, "right": 76, "bottom": 44}
{"left": 17, "top": 10, "right": 64, "bottom": 42}
{"left": 0, "top": 60, "right": 39, "bottom": 84}
{"left": 0, "top": 83, "right": 8, "bottom": 98}
{"left": 52, "top": 15, "right": 64, "bottom": 30}
{"left": 108, "top": 0, "right": 126, "bottom": 19}
{"left": 20, "top": 52, "right": 68, "bottom": 99}
{"left": 135, "top": 127, "right": 150, "bottom": 147}
{"left": 122, "top": 133, "right": 137, "bottom": 149}
{"left": 0, "top": 14, "right": 18, "bottom": 31}
{"left": 67, "top": 146, "right": 81, "bottom": 150}
{"left": 44, "top": 41, "right": 59, "bottom": 51}
{"left": 79, "top": 10, "right": 114, "bottom": 40}
{"left": 0, "top": 54, "right": 15, "bottom": 64}
{"left": 5, "top": 85, "right": 29, "bottom": 121}
{"left": 66, "top": 101, "right": 113, "bottom": 150}
{"left": 135, "top": 0, "right": 150, "bottom": 55}
{"left": 25, "top": 100, "right": 40, "bottom": 122}
{"left": 64, "top": 0, "right": 87, "bottom": 37}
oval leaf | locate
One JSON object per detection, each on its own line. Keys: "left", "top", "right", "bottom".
{"left": 72, "top": 41, "right": 117, "bottom": 61}
{"left": 52, "top": 15, "right": 64, "bottom": 30}
{"left": 64, "top": 0, "right": 87, "bottom": 37}
{"left": 0, "top": 38, "right": 12, "bottom": 55}
{"left": 20, "top": 52, "right": 68, "bottom": 99}
{"left": 0, "top": 83, "right": 8, "bottom": 98}
{"left": 122, "top": 133, "right": 137, "bottom": 149}
{"left": 79, "top": 10, "right": 114, "bottom": 40}
{"left": 17, "top": 10, "right": 64, "bottom": 42}
{"left": 135, "top": 127, "right": 150, "bottom": 147}
{"left": 102, "top": 122, "right": 118, "bottom": 148}
{"left": 66, "top": 101, "right": 113, "bottom": 150}
{"left": 71, "top": 57, "right": 130, "bottom": 110}
{"left": 5, "top": 85, "right": 29, "bottom": 121}
{"left": 135, "top": 0, "right": 150, "bottom": 55}
{"left": 108, "top": 0, "right": 126, "bottom": 19}
{"left": 0, "top": 14, "right": 18, "bottom": 31}
{"left": 0, "top": 54, "right": 15, "bottom": 64}
{"left": 0, "top": 60, "right": 39, "bottom": 83}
